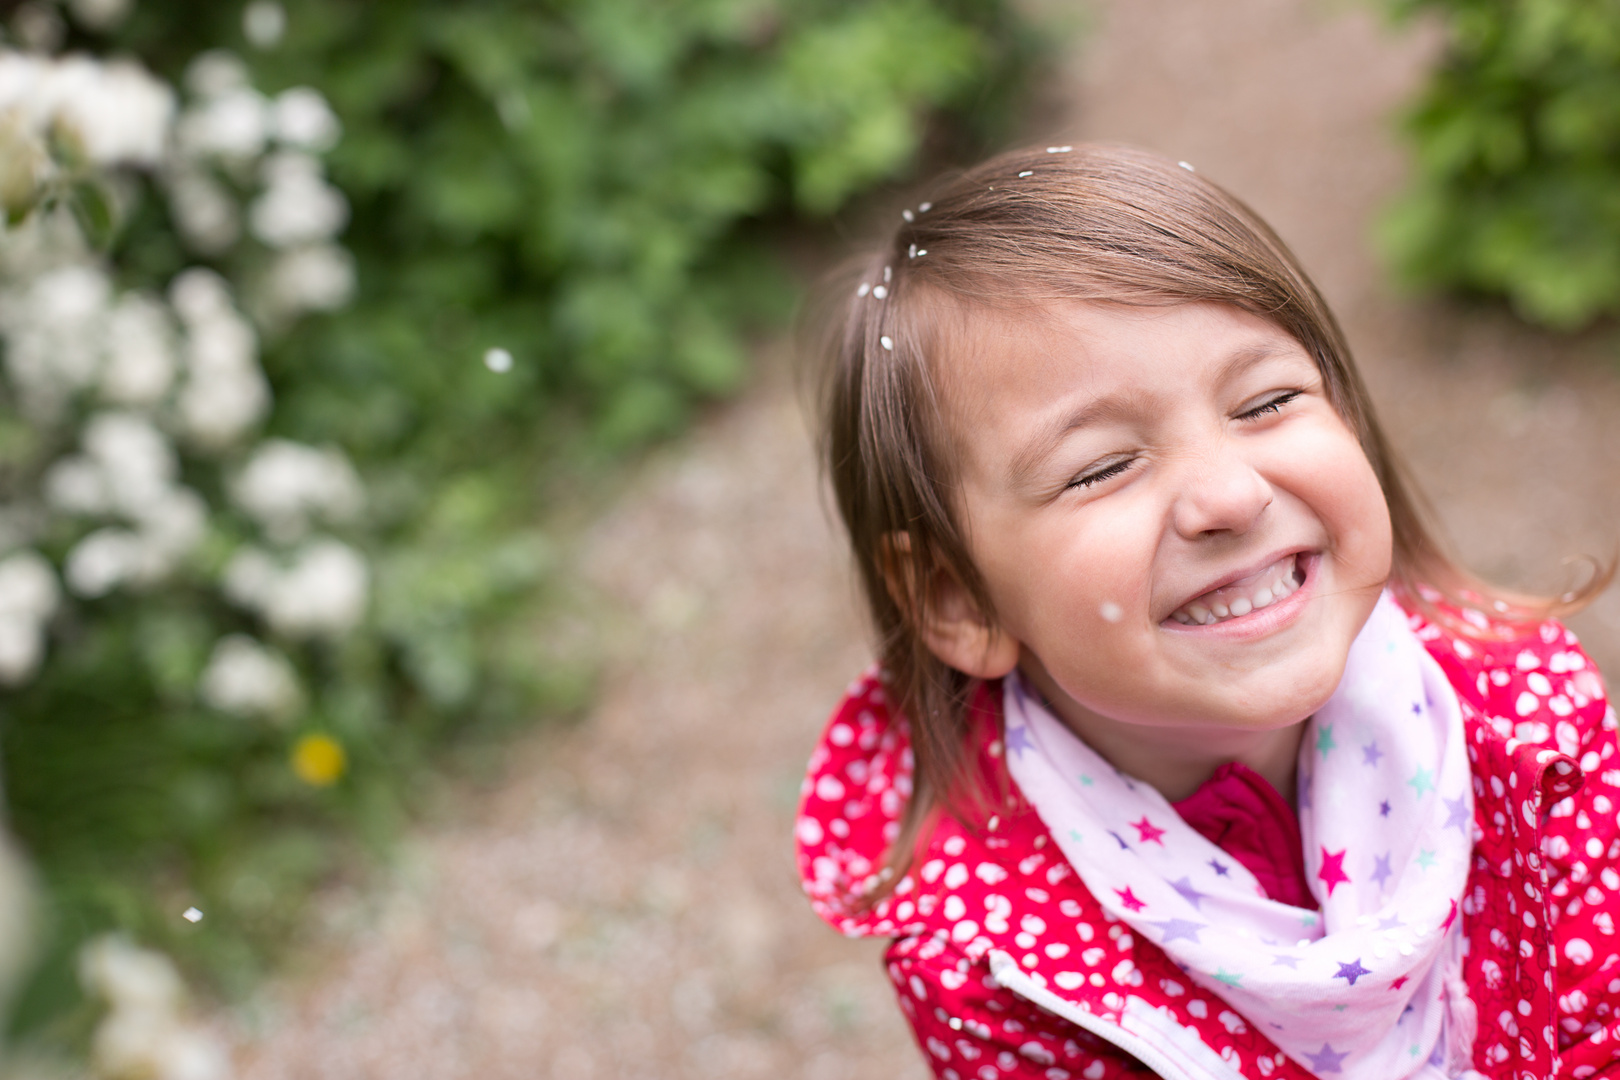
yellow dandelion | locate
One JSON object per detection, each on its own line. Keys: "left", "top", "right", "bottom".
{"left": 291, "top": 733, "right": 347, "bottom": 787}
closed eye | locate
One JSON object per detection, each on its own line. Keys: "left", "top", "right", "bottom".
{"left": 1238, "top": 390, "right": 1302, "bottom": 421}
{"left": 1066, "top": 458, "right": 1132, "bottom": 490}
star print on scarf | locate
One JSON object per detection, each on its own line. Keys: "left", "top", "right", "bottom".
{"left": 1004, "top": 593, "right": 1482, "bottom": 1080}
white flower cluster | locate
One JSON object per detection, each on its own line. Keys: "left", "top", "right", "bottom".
{"left": 0, "top": 43, "right": 368, "bottom": 694}
{"left": 79, "top": 935, "right": 230, "bottom": 1080}
{"left": 170, "top": 51, "right": 352, "bottom": 319}
{"left": 0, "top": 51, "right": 174, "bottom": 169}
{"left": 47, "top": 411, "right": 208, "bottom": 597}
{"left": 0, "top": 550, "right": 58, "bottom": 684}
{"left": 198, "top": 633, "right": 300, "bottom": 719}
{"left": 225, "top": 539, "right": 368, "bottom": 638}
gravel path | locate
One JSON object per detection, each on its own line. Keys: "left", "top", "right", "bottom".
{"left": 225, "top": 3, "right": 1620, "bottom": 1077}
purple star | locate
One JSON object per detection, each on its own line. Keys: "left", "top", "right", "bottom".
{"left": 1208, "top": 858, "right": 1230, "bottom": 877}
{"left": 1378, "top": 799, "right": 1391, "bottom": 817}
{"left": 1005, "top": 724, "right": 1035, "bottom": 756}
{"left": 1443, "top": 795, "right": 1470, "bottom": 832}
{"left": 1106, "top": 830, "right": 1130, "bottom": 851}
{"left": 1152, "top": 918, "right": 1206, "bottom": 944}
{"left": 1170, "top": 876, "right": 1208, "bottom": 910}
{"left": 1412, "top": 701, "right": 1422, "bottom": 715}
{"left": 1304, "top": 1044, "right": 1350, "bottom": 1073}
{"left": 1334, "top": 958, "right": 1371, "bottom": 986}
{"left": 1377, "top": 913, "right": 1404, "bottom": 931}
{"left": 1271, "top": 953, "right": 1301, "bottom": 968}
{"left": 1361, "top": 741, "right": 1384, "bottom": 767}
{"left": 1370, "top": 853, "right": 1392, "bottom": 889}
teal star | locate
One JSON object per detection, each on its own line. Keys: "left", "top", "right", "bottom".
{"left": 1078, "top": 774, "right": 1094, "bottom": 786}
{"left": 1407, "top": 765, "right": 1434, "bottom": 798}
{"left": 1416, "top": 848, "right": 1436, "bottom": 870}
{"left": 1316, "top": 724, "right": 1337, "bottom": 757}
{"left": 1068, "top": 829, "right": 1083, "bottom": 844}
{"left": 1301, "top": 912, "right": 1317, "bottom": 926}
{"left": 1214, "top": 968, "right": 1244, "bottom": 987}
{"left": 1334, "top": 1004, "right": 1348, "bottom": 1012}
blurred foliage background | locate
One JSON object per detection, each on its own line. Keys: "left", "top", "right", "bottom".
{"left": 0, "top": 0, "right": 1045, "bottom": 1064}
{"left": 1381, "top": 0, "right": 1620, "bottom": 330}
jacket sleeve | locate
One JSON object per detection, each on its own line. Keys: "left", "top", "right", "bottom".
{"left": 1518, "top": 630, "right": 1620, "bottom": 1078}
{"left": 883, "top": 932, "right": 1154, "bottom": 1080}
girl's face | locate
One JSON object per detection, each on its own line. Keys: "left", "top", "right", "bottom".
{"left": 941, "top": 300, "right": 1392, "bottom": 742}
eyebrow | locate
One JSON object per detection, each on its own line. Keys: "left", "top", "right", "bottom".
{"left": 1004, "top": 340, "right": 1301, "bottom": 487}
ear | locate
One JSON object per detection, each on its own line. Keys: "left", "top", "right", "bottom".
{"left": 882, "top": 532, "right": 1020, "bottom": 681}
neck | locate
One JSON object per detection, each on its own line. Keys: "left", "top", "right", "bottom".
{"left": 1017, "top": 664, "right": 1307, "bottom": 804}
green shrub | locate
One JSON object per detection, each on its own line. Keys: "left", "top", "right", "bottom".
{"left": 1381, "top": 0, "right": 1620, "bottom": 329}
{"left": 0, "top": 0, "right": 1043, "bottom": 1056}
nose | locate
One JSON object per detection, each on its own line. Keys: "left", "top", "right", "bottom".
{"left": 1169, "top": 441, "right": 1274, "bottom": 540}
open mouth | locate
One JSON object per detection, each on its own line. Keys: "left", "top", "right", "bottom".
{"left": 1167, "top": 553, "right": 1305, "bottom": 626}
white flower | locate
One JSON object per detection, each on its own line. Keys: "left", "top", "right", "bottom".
{"left": 0, "top": 549, "right": 59, "bottom": 622}
{"left": 221, "top": 545, "right": 276, "bottom": 609}
{"left": 83, "top": 411, "right": 178, "bottom": 514}
{"left": 67, "top": 0, "right": 134, "bottom": 32}
{"left": 43, "top": 455, "right": 109, "bottom": 514}
{"left": 198, "top": 633, "right": 301, "bottom": 719}
{"left": 93, "top": 1010, "right": 230, "bottom": 1080}
{"left": 132, "top": 487, "right": 208, "bottom": 565}
{"left": 0, "top": 263, "right": 111, "bottom": 415}
{"left": 242, "top": 1, "right": 287, "bottom": 50}
{"left": 0, "top": 53, "right": 173, "bottom": 169}
{"left": 79, "top": 935, "right": 230, "bottom": 1080}
{"left": 262, "top": 243, "right": 354, "bottom": 317}
{"left": 78, "top": 935, "right": 183, "bottom": 1013}
{"left": 170, "top": 269, "right": 269, "bottom": 446}
{"left": 183, "top": 51, "right": 249, "bottom": 100}
{"left": 0, "top": 551, "right": 58, "bottom": 685}
{"left": 177, "top": 364, "right": 269, "bottom": 447}
{"left": 271, "top": 87, "right": 338, "bottom": 151}
{"left": 64, "top": 527, "right": 142, "bottom": 596}
{"left": 175, "top": 85, "right": 268, "bottom": 160}
{"left": 101, "top": 294, "right": 177, "bottom": 405}
{"left": 0, "top": 614, "right": 44, "bottom": 685}
{"left": 165, "top": 168, "right": 240, "bottom": 255}
{"left": 230, "top": 439, "right": 362, "bottom": 541}
{"left": 167, "top": 266, "right": 234, "bottom": 323}
{"left": 224, "top": 538, "right": 367, "bottom": 637}
{"left": 52, "top": 57, "right": 175, "bottom": 167}
{"left": 248, "top": 151, "right": 347, "bottom": 247}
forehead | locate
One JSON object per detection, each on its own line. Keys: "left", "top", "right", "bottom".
{"left": 930, "top": 299, "right": 1315, "bottom": 467}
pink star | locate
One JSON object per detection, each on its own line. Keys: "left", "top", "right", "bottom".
{"left": 1317, "top": 846, "right": 1351, "bottom": 897}
{"left": 1441, "top": 899, "right": 1458, "bottom": 932}
{"left": 1115, "top": 886, "right": 1147, "bottom": 912}
{"left": 1389, "top": 975, "right": 1409, "bottom": 990}
{"left": 1131, "top": 816, "right": 1166, "bottom": 845}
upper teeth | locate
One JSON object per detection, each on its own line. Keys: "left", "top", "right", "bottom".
{"left": 1170, "top": 556, "right": 1301, "bottom": 626}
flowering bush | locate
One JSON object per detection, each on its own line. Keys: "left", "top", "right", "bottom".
{"left": 0, "top": 42, "right": 413, "bottom": 1056}
{"left": 0, "top": 0, "right": 1041, "bottom": 1061}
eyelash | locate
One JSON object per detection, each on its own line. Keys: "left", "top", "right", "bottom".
{"left": 1239, "top": 389, "right": 1303, "bottom": 420}
{"left": 1065, "top": 391, "right": 1304, "bottom": 491}
{"left": 1068, "top": 459, "right": 1130, "bottom": 489}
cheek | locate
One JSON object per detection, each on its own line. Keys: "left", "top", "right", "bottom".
{"left": 1282, "top": 425, "right": 1393, "bottom": 579}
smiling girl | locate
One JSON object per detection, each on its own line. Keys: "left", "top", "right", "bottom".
{"left": 796, "top": 145, "right": 1618, "bottom": 1080}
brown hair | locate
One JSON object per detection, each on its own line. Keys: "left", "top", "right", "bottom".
{"left": 807, "top": 143, "right": 1610, "bottom": 877}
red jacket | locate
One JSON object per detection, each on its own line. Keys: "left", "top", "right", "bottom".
{"left": 796, "top": 605, "right": 1620, "bottom": 1080}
